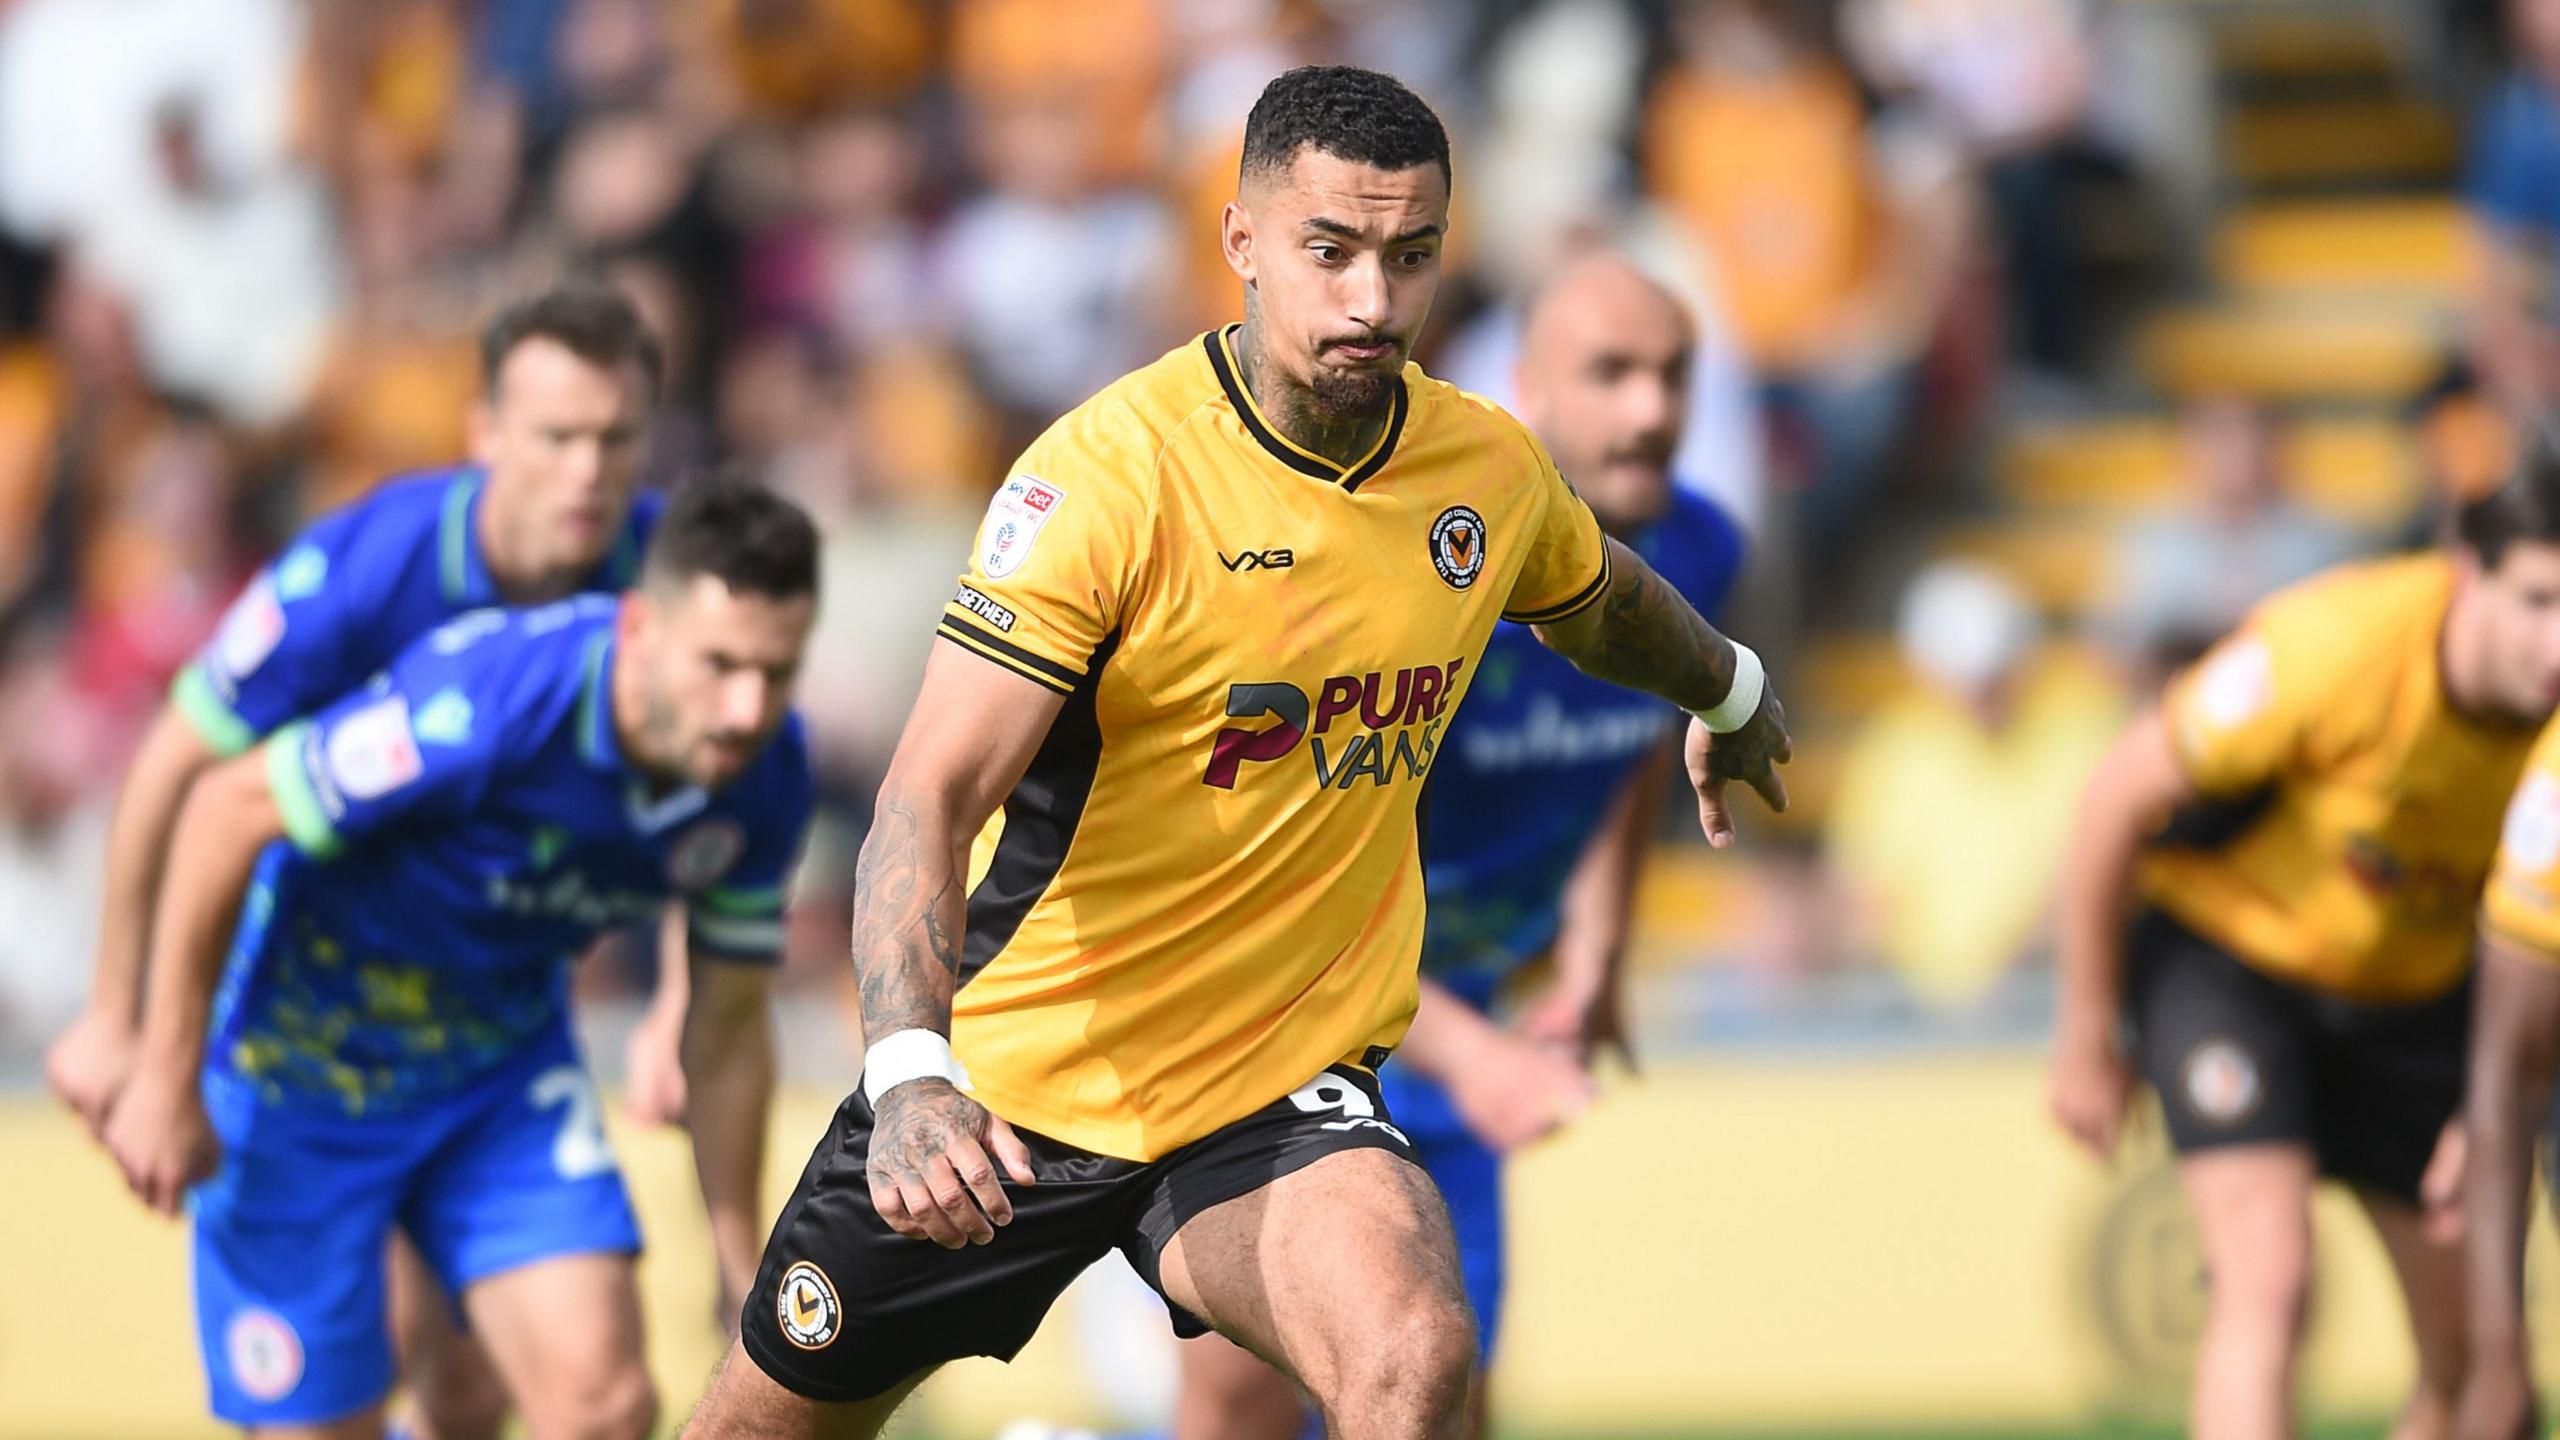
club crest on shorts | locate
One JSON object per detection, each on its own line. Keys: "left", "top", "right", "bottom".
{"left": 777, "top": 1260, "right": 841, "bottom": 1350}
{"left": 2182, "top": 1038, "right": 2261, "bottom": 1127}
{"left": 226, "top": 1306, "right": 305, "bottom": 1402}
{"left": 1429, "top": 506, "right": 1487, "bottom": 591}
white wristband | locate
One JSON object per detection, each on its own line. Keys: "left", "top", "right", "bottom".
{"left": 1689, "top": 643, "right": 1765, "bottom": 734}
{"left": 861, "top": 1029, "right": 972, "bottom": 1106}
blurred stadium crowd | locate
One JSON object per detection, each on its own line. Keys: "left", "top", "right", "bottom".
{"left": 0, "top": 0, "right": 2547, "bottom": 1060}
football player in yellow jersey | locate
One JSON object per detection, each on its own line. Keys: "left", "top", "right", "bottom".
{"left": 684, "top": 66, "right": 1790, "bottom": 1440}
{"left": 2048, "top": 462, "right": 2560, "bottom": 1440}
{"left": 2459, "top": 632, "right": 2560, "bottom": 1439}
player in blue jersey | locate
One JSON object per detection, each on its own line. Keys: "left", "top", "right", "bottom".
{"left": 1173, "top": 251, "right": 1746, "bottom": 1440}
{"left": 40, "top": 285, "right": 747, "bottom": 1437}
{"left": 99, "top": 478, "right": 820, "bottom": 1440}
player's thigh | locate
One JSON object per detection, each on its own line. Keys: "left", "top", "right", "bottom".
{"left": 195, "top": 1080, "right": 412, "bottom": 1429}
{"left": 1174, "top": 1334, "right": 1308, "bottom": 1440}
{"left": 1144, "top": 1068, "right": 1470, "bottom": 1396}
{"left": 460, "top": 1251, "right": 650, "bottom": 1421}
{"left": 1380, "top": 1064, "right": 1507, "bottom": 1364}
{"left": 737, "top": 1089, "right": 1133, "bottom": 1405}
{"left": 2125, "top": 910, "right": 2317, "bottom": 1159}
{"left": 243, "top": 1408, "right": 389, "bottom": 1440}
{"left": 388, "top": 1232, "right": 509, "bottom": 1439}
{"left": 2357, "top": 1191, "right": 2466, "bottom": 1366}
{"left": 2178, "top": 1143, "right": 2319, "bottom": 1312}
{"left": 683, "top": 1342, "right": 924, "bottom": 1440}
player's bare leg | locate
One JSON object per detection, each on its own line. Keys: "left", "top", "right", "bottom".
{"left": 460, "top": 1253, "right": 655, "bottom": 1440}
{"left": 680, "top": 1344, "right": 924, "bottom": 1440}
{"left": 2358, "top": 1191, "right": 2466, "bottom": 1440}
{"left": 1159, "top": 1148, "right": 1476, "bottom": 1440}
{"left": 2180, "top": 1145, "right": 2317, "bottom": 1440}
{"left": 388, "top": 1237, "right": 510, "bottom": 1440}
{"left": 1175, "top": 1334, "right": 1310, "bottom": 1440}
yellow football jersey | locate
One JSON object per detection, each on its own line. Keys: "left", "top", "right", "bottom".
{"left": 2483, "top": 717, "right": 2560, "bottom": 959}
{"left": 2140, "top": 553, "right": 2536, "bottom": 1002}
{"left": 931, "top": 327, "right": 1612, "bottom": 1160}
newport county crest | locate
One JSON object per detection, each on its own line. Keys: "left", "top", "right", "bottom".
{"left": 1429, "top": 506, "right": 1486, "bottom": 591}
{"left": 777, "top": 1261, "right": 841, "bottom": 1350}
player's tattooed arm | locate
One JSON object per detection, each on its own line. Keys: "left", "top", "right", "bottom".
{"left": 1535, "top": 538, "right": 1791, "bottom": 845}
{"left": 851, "top": 643, "right": 1062, "bottom": 1245}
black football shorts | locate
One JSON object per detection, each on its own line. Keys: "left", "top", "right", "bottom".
{"left": 740, "top": 1061, "right": 1418, "bottom": 1402}
{"left": 2124, "top": 907, "right": 2469, "bottom": 1202}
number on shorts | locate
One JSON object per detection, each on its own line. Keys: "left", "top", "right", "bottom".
{"left": 529, "top": 1065, "right": 615, "bottom": 1179}
{"left": 1286, "top": 1073, "right": 1375, "bottom": 1120}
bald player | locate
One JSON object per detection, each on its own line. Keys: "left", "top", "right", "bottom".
{"left": 1170, "top": 250, "right": 1749, "bottom": 1440}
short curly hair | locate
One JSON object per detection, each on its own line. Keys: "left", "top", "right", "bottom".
{"left": 1240, "top": 66, "right": 1450, "bottom": 189}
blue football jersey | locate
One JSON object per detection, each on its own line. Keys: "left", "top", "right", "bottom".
{"left": 172, "top": 466, "right": 662, "bottom": 757}
{"left": 1418, "top": 488, "right": 1745, "bottom": 998}
{"left": 208, "top": 597, "right": 815, "bottom": 1113}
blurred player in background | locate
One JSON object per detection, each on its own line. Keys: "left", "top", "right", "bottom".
{"left": 99, "top": 479, "right": 818, "bottom": 1440}
{"left": 42, "top": 285, "right": 757, "bottom": 1439}
{"left": 1171, "top": 249, "right": 1747, "bottom": 1440}
{"left": 688, "top": 66, "right": 1790, "bottom": 1440}
{"left": 2049, "top": 455, "right": 2560, "bottom": 1440}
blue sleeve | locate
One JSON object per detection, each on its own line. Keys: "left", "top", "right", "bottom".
{"left": 174, "top": 515, "right": 383, "bottom": 756}
{"left": 1665, "top": 493, "right": 1749, "bottom": 624}
{"left": 2469, "top": 80, "right": 2560, "bottom": 230}
{"left": 259, "top": 613, "right": 518, "bottom": 861}
{"left": 686, "top": 722, "right": 816, "bottom": 964}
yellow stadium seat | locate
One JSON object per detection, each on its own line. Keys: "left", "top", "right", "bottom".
{"left": 2213, "top": 198, "right": 2465, "bottom": 298}
{"left": 1938, "top": 518, "right": 2121, "bottom": 617}
{"left": 2137, "top": 301, "right": 2448, "bottom": 402}
{"left": 1999, "top": 414, "right": 2420, "bottom": 528}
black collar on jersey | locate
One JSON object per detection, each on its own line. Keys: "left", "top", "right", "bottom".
{"left": 1205, "top": 326, "right": 1409, "bottom": 493}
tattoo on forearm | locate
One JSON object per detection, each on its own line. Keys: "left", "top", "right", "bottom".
{"left": 849, "top": 797, "right": 964, "bottom": 1038}
{"left": 1557, "top": 543, "right": 1736, "bottom": 712}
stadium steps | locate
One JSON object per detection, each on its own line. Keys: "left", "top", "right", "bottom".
{"left": 2211, "top": 10, "right": 2399, "bottom": 85}
{"left": 1998, "top": 413, "right": 2421, "bottom": 527}
{"left": 2221, "top": 94, "right": 2457, "bottom": 190}
{"left": 2210, "top": 197, "right": 2463, "bottom": 299}
{"left": 2135, "top": 297, "right": 2447, "bottom": 402}
{"left": 1936, "top": 516, "right": 2121, "bottom": 617}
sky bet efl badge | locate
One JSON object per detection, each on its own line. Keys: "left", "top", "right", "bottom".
{"left": 1429, "top": 505, "right": 1486, "bottom": 591}
{"left": 777, "top": 1261, "right": 842, "bottom": 1350}
{"left": 981, "top": 474, "right": 1065, "bottom": 580}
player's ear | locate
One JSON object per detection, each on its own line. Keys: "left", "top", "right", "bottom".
{"left": 1220, "top": 198, "right": 1256, "bottom": 284}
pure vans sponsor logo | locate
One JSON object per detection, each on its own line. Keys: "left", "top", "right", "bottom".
{"left": 1202, "top": 659, "right": 1465, "bottom": 790}
{"left": 953, "top": 583, "right": 1018, "bottom": 633}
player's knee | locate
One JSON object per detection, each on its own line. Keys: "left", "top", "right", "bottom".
{"left": 530, "top": 1356, "right": 657, "bottom": 1440}
{"left": 1327, "top": 1298, "right": 1475, "bottom": 1430}
{"left": 2205, "top": 1238, "right": 2312, "bottom": 1339}
{"left": 411, "top": 1372, "right": 511, "bottom": 1440}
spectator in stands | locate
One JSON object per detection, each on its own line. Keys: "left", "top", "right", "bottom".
{"left": 2104, "top": 395, "right": 2362, "bottom": 675}
{"left": 1825, "top": 561, "right": 2122, "bottom": 1010}
{"left": 2464, "top": 0, "right": 2560, "bottom": 420}
{"left": 935, "top": 88, "right": 1177, "bottom": 441}
{"left": 1645, "top": 0, "right": 1970, "bottom": 556}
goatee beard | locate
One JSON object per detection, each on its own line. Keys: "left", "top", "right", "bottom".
{"left": 1308, "top": 365, "right": 1397, "bottom": 421}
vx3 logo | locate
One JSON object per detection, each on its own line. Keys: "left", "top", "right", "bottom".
{"left": 1218, "top": 548, "right": 1295, "bottom": 572}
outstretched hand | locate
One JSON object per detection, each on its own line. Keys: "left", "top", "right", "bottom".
{"left": 1685, "top": 696, "right": 1791, "bottom": 848}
